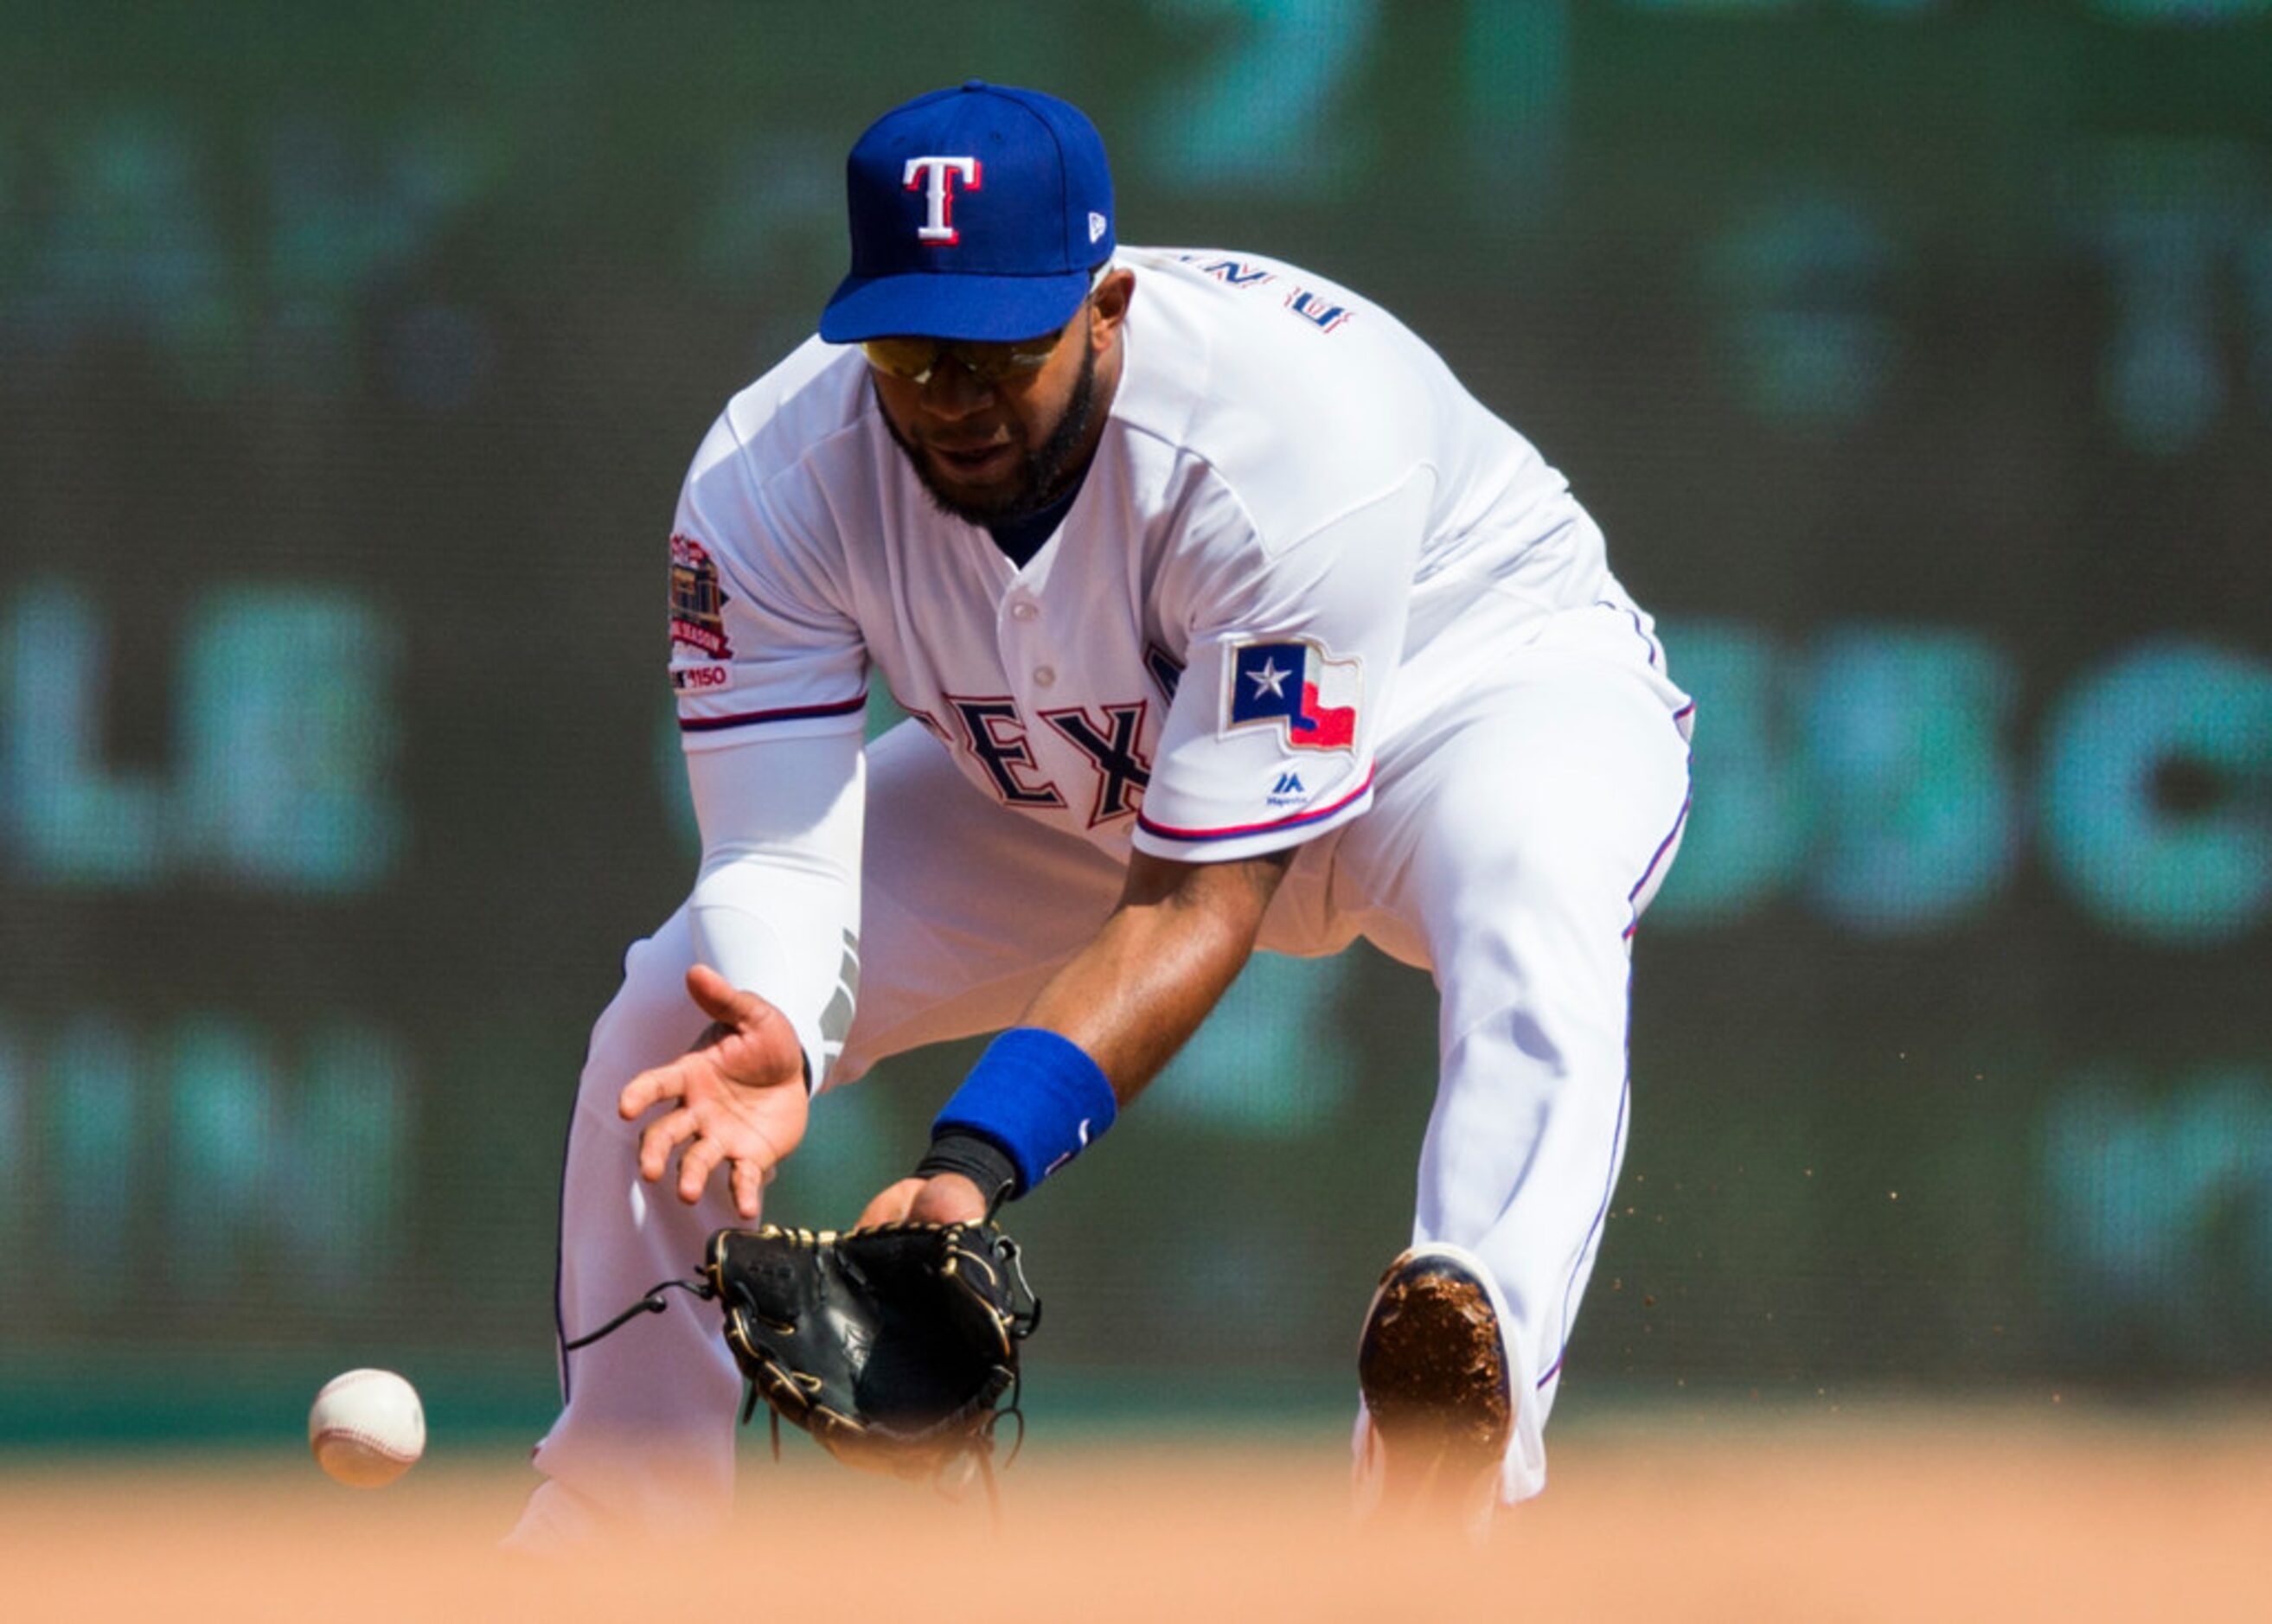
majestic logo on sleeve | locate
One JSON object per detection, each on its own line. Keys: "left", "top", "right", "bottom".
{"left": 669, "top": 534, "right": 732, "bottom": 660}
{"left": 1225, "top": 638, "right": 1360, "bottom": 752}
{"left": 904, "top": 156, "right": 980, "bottom": 244}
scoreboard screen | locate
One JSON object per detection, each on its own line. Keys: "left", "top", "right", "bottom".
{"left": 1, "top": 2, "right": 2267, "bottom": 1423}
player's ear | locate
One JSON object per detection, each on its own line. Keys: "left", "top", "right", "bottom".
{"left": 1090, "top": 267, "right": 1136, "bottom": 348}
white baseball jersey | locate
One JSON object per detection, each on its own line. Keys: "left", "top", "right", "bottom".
{"left": 667, "top": 246, "right": 1622, "bottom": 868}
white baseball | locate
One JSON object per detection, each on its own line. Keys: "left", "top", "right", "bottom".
{"left": 308, "top": 1368, "right": 426, "bottom": 1488}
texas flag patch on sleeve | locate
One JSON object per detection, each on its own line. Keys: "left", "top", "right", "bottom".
{"left": 1224, "top": 637, "right": 1361, "bottom": 752}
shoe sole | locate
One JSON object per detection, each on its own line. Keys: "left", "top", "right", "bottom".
{"left": 1357, "top": 1244, "right": 1513, "bottom": 1517}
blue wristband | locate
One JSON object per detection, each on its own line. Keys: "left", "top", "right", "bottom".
{"left": 931, "top": 1027, "right": 1118, "bottom": 1198}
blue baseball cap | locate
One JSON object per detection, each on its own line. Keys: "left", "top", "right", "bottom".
{"left": 819, "top": 81, "right": 1116, "bottom": 345}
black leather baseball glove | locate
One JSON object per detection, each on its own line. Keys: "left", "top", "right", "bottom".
{"left": 703, "top": 1220, "right": 1040, "bottom": 1482}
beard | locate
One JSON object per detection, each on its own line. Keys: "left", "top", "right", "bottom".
{"left": 882, "top": 338, "right": 1101, "bottom": 528}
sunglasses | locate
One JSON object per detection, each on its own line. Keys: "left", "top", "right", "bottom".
{"left": 859, "top": 329, "right": 1064, "bottom": 387}
{"left": 860, "top": 265, "right": 1110, "bottom": 387}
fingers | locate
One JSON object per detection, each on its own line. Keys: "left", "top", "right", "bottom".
{"left": 685, "top": 963, "right": 768, "bottom": 1030}
{"left": 618, "top": 1060, "right": 688, "bottom": 1122}
{"left": 730, "top": 1158, "right": 766, "bottom": 1222}
{"left": 910, "top": 1172, "right": 988, "bottom": 1224}
{"left": 637, "top": 1107, "right": 699, "bottom": 1182}
{"left": 679, "top": 967, "right": 808, "bottom": 1095}
{"left": 855, "top": 1177, "right": 924, "bottom": 1231}
{"left": 854, "top": 1188, "right": 898, "bottom": 1230}
{"left": 853, "top": 1175, "right": 987, "bottom": 1230}
{"left": 684, "top": 961, "right": 734, "bottom": 1007}
{"left": 634, "top": 1108, "right": 772, "bottom": 1211}
{"left": 676, "top": 1132, "right": 727, "bottom": 1205}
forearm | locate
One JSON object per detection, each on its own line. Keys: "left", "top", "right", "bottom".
{"left": 687, "top": 870, "right": 851, "bottom": 1087}
{"left": 684, "top": 731, "right": 867, "bottom": 1087}
{"left": 1020, "top": 849, "right": 1291, "bottom": 1104}
{"left": 910, "top": 847, "right": 1294, "bottom": 1211}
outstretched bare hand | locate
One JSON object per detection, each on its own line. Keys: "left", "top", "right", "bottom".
{"left": 618, "top": 964, "right": 810, "bottom": 1221}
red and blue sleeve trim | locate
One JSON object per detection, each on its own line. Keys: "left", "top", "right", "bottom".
{"left": 1136, "top": 764, "right": 1376, "bottom": 844}
{"left": 679, "top": 694, "right": 867, "bottom": 733}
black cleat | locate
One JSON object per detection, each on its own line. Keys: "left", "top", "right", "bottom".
{"left": 1355, "top": 1243, "right": 1512, "bottom": 1539}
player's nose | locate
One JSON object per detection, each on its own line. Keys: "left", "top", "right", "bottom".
{"left": 917, "top": 360, "right": 997, "bottom": 419}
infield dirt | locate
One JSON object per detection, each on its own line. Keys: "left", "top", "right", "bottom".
{"left": 5, "top": 1403, "right": 2266, "bottom": 1622}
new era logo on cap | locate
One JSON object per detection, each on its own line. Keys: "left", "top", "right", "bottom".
{"left": 821, "top": 81, "right": 1117, "bottom": 344}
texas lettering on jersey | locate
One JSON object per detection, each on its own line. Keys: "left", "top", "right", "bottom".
{"left": 927, "top": 694, "right": 1155, "bottom": 828}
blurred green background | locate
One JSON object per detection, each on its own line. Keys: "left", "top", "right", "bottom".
{"left": 3, "top": 1, "right": 2269, "bottom": 1450}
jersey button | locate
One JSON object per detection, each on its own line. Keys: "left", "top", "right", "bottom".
{"left": 1010, "top": 600, "right": 1040, "bottom": 622}
{"left": 1033, "top": 665, "right": 1057, "bottom": 687}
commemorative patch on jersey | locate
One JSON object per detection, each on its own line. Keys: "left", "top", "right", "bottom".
{"left": 670, "top": 664, "right": 730, "bottom": 694}
{"left": 1223, "top": 637, "right": 1360, "bottom": 753}
{"left": 669, "top": 533, "right": 733, "bottom": 661}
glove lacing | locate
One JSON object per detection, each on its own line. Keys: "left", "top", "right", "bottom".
{"left": 560, "top": 1276, "right": 717, "bottom": 1351}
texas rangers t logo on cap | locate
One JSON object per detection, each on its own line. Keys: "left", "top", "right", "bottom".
{"left": 1224, "top": 637, "right": 1361, "bottom": 752}
{"left": 820, "top": 82, "right": 1117, "bottom": 344}
{"left": 904, "top": 156, "right": 981, "bottom": 244}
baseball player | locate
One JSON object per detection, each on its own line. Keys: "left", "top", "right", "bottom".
{"left": 509, "top": 81, "right": 1693, "bottom": 1548}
